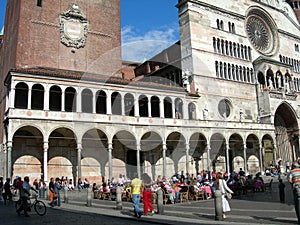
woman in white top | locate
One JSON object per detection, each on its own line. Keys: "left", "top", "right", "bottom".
{"left": 216, "top": 172, "right": 234, "bottom": 219}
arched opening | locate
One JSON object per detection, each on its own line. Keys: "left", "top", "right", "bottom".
{"left": 82, "top": 89, "right": 93, "bottom": 113}
{"left": 111, "top": 92, "right": 122, "bottom": 115}
{"left": 275, "top": 103, "right": 299, "bottom": 168}
{"left": 49, "top": 85, "right": 62, "bottom": 111}
{"left": 65, "top": 87, "right": 76, "bottom": 112}
{"left": 139, "top": 95, "right": 148, "bottom": 117}
{"left": 31, "top": 84, "right": 44, "bottom": 110}
{"left": 151, "top": 96, "right": 160, "bottom": 118}
{"left": 124, "top": 93, "right": 134, "bottom": 116}
{"left": 15, "top": 82, "right": 28, "bottom": 109}
{"left": 96, "top": 90, "right": 106, "bottom": 114}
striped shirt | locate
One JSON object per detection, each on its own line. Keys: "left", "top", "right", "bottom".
{"left": 290, "top": 168, "right": 300, "bottom": 185}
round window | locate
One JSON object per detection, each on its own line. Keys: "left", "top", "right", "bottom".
{"left": 245, "top": 8, "right": 278, "bottom": 56}
{"left": 218, "top": 99, "right": 231, "bottom": 118}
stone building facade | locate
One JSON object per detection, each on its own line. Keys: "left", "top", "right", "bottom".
{"left": 0, "top": 0, "right": 299, "bottom": 184}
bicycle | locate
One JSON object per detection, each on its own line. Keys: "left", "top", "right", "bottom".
{"left": 15, "top": 192, "right": 47, "bottom": 216}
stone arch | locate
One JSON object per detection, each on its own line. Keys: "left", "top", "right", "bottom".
{"left": 112, "top": 130, "right": 137, "bottom": 179}
{"left": 210, "top": 133, "right": 226, "bottom": 172}
{"left": 274, "top": 102, "right": 299, "bottom": 167}
{"left": 189, "top": 132, "right": 207, "bottom": 174}
{"left": 12, "top": 126, "right": 44, "bottom": 179}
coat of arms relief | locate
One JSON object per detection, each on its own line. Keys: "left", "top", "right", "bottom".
{"left": 60, "top": 4, "right": 88, "bottom": 50}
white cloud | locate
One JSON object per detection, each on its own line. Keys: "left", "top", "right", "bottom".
{"left": 121, "top": 25, "right": 179, "bottom": 62}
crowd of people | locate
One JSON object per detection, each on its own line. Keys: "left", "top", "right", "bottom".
{"left": 0, "top": 166, "right": 287, "bottom": 219}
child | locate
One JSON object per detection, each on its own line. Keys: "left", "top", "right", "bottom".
{"left": 278, "top": 178, "right": 285, "bottom": 203}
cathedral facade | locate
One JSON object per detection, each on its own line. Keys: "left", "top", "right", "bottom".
{"left": 0, "top": 0, "right": 299, "bottom": 184}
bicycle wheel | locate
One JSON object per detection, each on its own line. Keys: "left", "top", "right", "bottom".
{"left": 34, "top": 200, "right": 47, "bottom": 216}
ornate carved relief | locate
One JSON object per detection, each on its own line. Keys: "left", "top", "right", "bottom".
{"left": 60, "top": 4, "right": 88, "bottom": 49}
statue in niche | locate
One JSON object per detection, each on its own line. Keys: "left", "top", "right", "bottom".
{"left": 268, "top": 77, "right": 274, "bottom": 90}
{"left": 203, "top": 106, "right": 208, "bottom": 120}
{"left": 239, "top": 109, "right": 244, "bottom": 122}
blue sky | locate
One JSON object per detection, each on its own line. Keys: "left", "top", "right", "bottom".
{"left": 0, "top": 0, "right": 179, "bottom": 62}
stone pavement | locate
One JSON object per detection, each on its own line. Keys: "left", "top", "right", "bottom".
{"left": 55, "top": 175, "right": 298, "bottom": 225}
{"left": 0, "top": 176, "right": 298, "bottom": 225}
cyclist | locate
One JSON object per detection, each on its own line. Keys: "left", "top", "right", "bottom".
{"left": 16, "top": 176, "right": 37, "bottom": 217}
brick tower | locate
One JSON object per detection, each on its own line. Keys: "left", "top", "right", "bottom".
{"left": 0, "top": 0, "right": 121, "bottom": 77}
{"left": 0, "top": 0, "right": 121, "bottom": 143}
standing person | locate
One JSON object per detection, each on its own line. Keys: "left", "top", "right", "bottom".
{"left": 53, "top": 177, "right": 62, "bottom": 207}
{"left": 278, "top": 178, "right": 286, "bottom": 203}
{"left": 0, "top": 177, "right": 3, "bottom": 203}
{"left": 48, "top": 177, "right": 55, "bottom": 207}
{"left": 142, "top": 183, "right": 154, "bottom": 216}
{"left": 288, "top": 161, "right": 300, "bottom": 224}
{"left": 215, "top": 172, "right": 234, "bottom": 219}
{"left": 131, "top": 177, "right": 143, "bottom": 218}
{"left": 3, "top": 178, "right": 12, "bottom": 205}
{"left": 16, "top": 176, "right": 37, "bottom": 217}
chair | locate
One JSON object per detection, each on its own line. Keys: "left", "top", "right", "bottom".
{"left": 194, "top": 190, "right": 205, "bottom": 200}
{"left": 102, "top": 192, "right": 110, "bottom": 200}
{"left": 162, "top": 189, "right": 171, "bottom": 204}
{"left": 180, "top": 191, "right": 189, "bottom": 202}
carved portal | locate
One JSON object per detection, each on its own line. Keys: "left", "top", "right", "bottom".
{"left": 60, "top": 4, "right": 88, "bottom": 49}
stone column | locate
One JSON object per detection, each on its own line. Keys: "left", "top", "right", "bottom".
{"left": 162, "top": 143, "right": 167, "bottom": 178}
{"left": 61, "top": 89, "right": 65, "bottom": 112}
{"left": 9, "top": 85, "right": 16, "bottom": 109}
{"left": 107, "top": 91, "right": 112, "bottom": 115}
{"left": 207, "top": 144, "right": 211, "bottom": 172}
{"left": 159, "top": 97, "right": 164, "bottom": 118}
{"left": 137, "top": 143, "right": 141, "bottom": 179}
{"left": 148, "top": 96, "right": 152, "bottom": 117}
{"left": 226, "top": 142, "right": 230, "bottom": 173}
{"left": 7, "top": 141, "right": 12, "bottom": 179}
{"left": 121, "top": 94, "right": 125, "bottom": 116}
{"left": 77, "top": 89, "right": 82, "bottom": 113}
{"left": 92, "top": 91, "right": 96, "bottom": 114}
{"left": 28, "top": 87, "right": 32, "bottom": 109}
{"left": 108, "top": 142, "right": 113, "bottom": 180}
{"left": 259, "top": 144, "right": 264, "bottom": 174}
{"left": 134, "top": 95, "right": 139, "bottom": 117}
{"left": 172, "top": 98, "right": 175, "bottom": 119}
{"left": 243, "top": 143, "right": 247, "bottom": 174}
{"left": 44, "top": 85, "right": 49, "bottom": 111}
{"left": 186, "top": 143, "right": 190, "bottom": 175}
{"left": 273, "top": 143, "right": 278, "bottom": 165}
{"left": 77, "top": 143, "right": 82, "bottom": 180}
{"left": 43, "top": 142, "right": 49, "bottom": 183}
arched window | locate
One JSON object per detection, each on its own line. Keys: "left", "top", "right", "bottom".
{"left": 213, "top": 37, "right": 217, "bottom": 52}
{"left": 82, "top": 89, "right": 93, "bottom": 113}
{"left": 15, "top": 82, "right": 28, "bottom": 109}
{"left": 151, "top": 96, "right": 160, "bottom": 117}
{"left": 175, "top": 98, "right": 183, "bottom": 119}
{"left": 65, "top": 87, "right": 76, "bottom": 112}
{"left": 96, "top": 90, "right": 106, "bottom": 114}
{"left": 31, "top": 84, "right": 44, "bottom": 110}
{"left": 111, "top": 92, "right": 121, "bottom": 115}
{"left": 139, "top": 95, "right": 148, "bottom": 117}
{"left": 215, "top": 61, "right": 219, "bottom": 77}
{"left": 49, "top": 85, "right": 61, "bottom": 111}
{"left": 188, "top": 103, "right": 196, "bottom": 120}
{"left": 124, "top": 93, "right": 134, "bottom": 116}
{"left": 164, "top": 97, "right": 172, "bottom": 118}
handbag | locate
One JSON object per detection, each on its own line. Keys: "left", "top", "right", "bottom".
{"left": 226, "top": 192, "right": 232, "bottom": 199}
{"left": 53, "top": 192, "right": 58, "bottom": 198}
